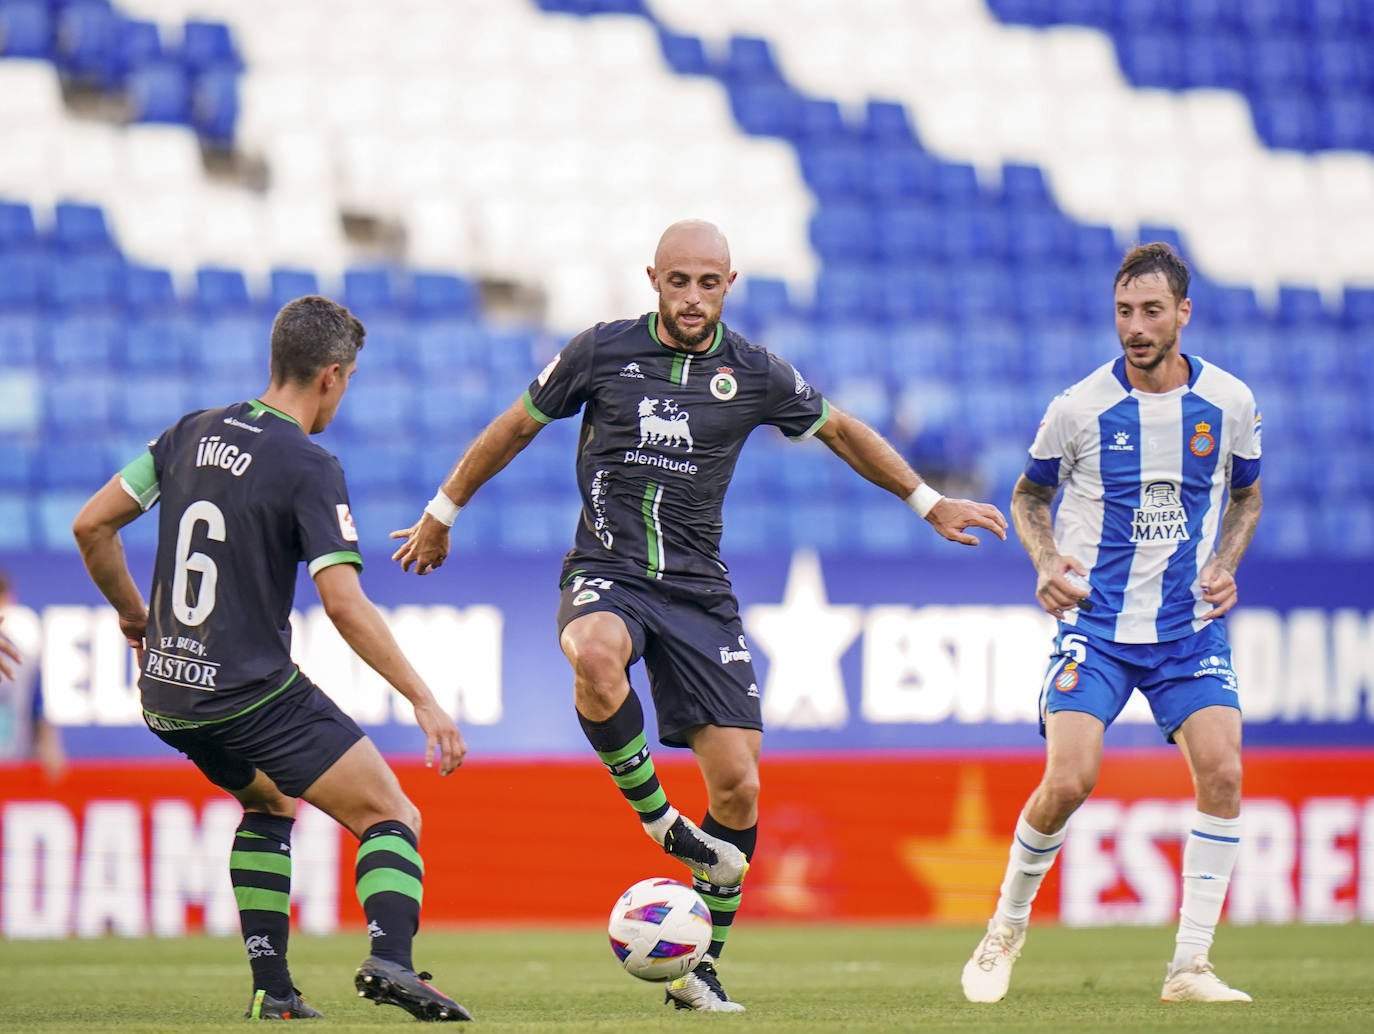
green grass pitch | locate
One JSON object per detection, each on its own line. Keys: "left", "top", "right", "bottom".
{"left": 3, "top": 923, "right": 1368, "bottom": 1032}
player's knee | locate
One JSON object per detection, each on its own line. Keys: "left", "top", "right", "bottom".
{"left": 1201, "top": 756, "right": 1243, "bottom": 805}
{"left": 1040, "top": 770, "right": 1095, "bottom": 813}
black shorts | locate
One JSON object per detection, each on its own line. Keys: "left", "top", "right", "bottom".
{"left": 557, "top": 573, "right": 763, "bottom": 748}
{"left": 148, "top": 672, "right": 366, "bottom": 798}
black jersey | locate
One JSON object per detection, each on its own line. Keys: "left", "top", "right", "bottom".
{"left": 526, "top": 313, "right": 830, "bottom": 587}
{"left": 118, "top": 400, "right": 363, "bottom": 723}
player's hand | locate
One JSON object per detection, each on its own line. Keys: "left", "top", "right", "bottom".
{"left": 412, "top": 700, "right": 467, "bottom": 776}
{"left": 390, "top": 513, "right": 452, "bottom": 575}
{"left": 118, "top": 609, "right": 149, "bottom": 670}
{"left": 0, "top": 617, "right": 20, "bottom": 682}
{"left": 1035, "top": 556, "right": 1093, "bottom": 618}
{"left": 1198, "top": 559, "right": 1238, "bottom": 620}
{"left": 926, "top": 497, "right": 1008, "bottom": 546}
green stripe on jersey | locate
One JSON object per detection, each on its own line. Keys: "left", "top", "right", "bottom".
{"left": 640, "top": 482, "right": 663, "bottom": 579}
{"left": 118, "top": 451, "right": 160, "bottom": 510}
{"left": 523, "top": 391, "right": 554, "bottom": 424}
{"left": 307, "top": 550, "right": 363, "bottom": 576}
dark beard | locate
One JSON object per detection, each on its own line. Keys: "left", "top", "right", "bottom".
{"left": 660, "top": 309, "right": 715, "bottom": 350}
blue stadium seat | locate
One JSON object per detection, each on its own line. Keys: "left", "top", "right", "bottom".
{"left": 861, "top": 99, "right": 919, "bottom": 148}
{"left": 657, "top": 31, "right": 709, "bottom": 76}
{"left": 0, "top": 492, "right": 33, "bottom": 551}
{"left": 49, "top": 314, "right": 121, "bottom": 370}
{"left": 122, "top": 315, "right": 195, "bottom": 372}
{"left": 194, "top": 314, "right": 267, "bottom": 375}
{"left": 0, "top": 254, "right": 44, "bottom": 310}
{"left": 1276, "top": 285, "right": 1331, "bottom": 327}
{"left": 1342, "top": 286, "right": 1374, "bottom": 328}
{"left": 0, "top": 0, "right": 52, "bottom": 58}
{"left": 123, "top": 263, "right": 178, "bottom": 313}
{"left": 875, "top": 204, "right": 942, "bottom": 264}
{"left": 269, "top": 267, "right": 319, "bottom": 310}
{"left": 1258, "top": 501, "right": 1314, "bottom": 558}
{"left": 181, "top": 19, "right": 242, "bottom": 73}
{"left": 720, "top": 34, "right": 782, "bottom": 83}
{"left": 44, "top": 376, "right": 114, "bottom": 437}
{"left": 191, "top": 67, "right": 240, "bottom": 144}
{"left": 795, "top": 98, "right": 851, "bottom": 144}
{"left": 784, "top": 501, "right": 847, "bottom": 553}
{"left": 998, "top": 163, "right": 1055, "bottom": 210}
{"left": 1117, "top": 33, "right": 1186, "bottom": 87}
{"left": 47, "top": 253, "right": 124, "bottom": 311}
{"left": 719, "top": 500, "right": 786, "bottom": 555}
{"left": 412, "top": 271, "right": 478, "bottom": 318}
{"left": 1252, "top": 90, "right": 1320, "bottom": 151}
{"left": 334, "top": 442, "right": 412, "bottom": 491}
{"left": 739, "top": 276, "right": 794, "bottom": 324}
{"left": 55, "top": 0, "right": 120, "bottom": 86}
{"left": 0, "top": 368, "right": 38, "bottom": 434}
{"left": 35, "top": 440, "right": 114, "bottom": 490}
{"left": 799, "top": 144, "right": 869, "bottom": 202}
{"left": 116, "top": 374, "right": 191, "bottom": 439}
{"left": 854, "top": 500, "right": 917, "bottom": 554}
{"left": 866, "top": 150, "right": 940, "bottom": 202}
{"left": 196, "top": 266, "right": 252, "bottom": 313}
{"left": 38, "top": 491, "right": 90, "bottom": 551}
{"left": 0, "top": 314, "right": 45, "bottom": 365}
{"left": 1317, "top": 95, "right": 1374, "bottom": 151}
{"left": 127, "top": 61, "right": 192, "bottom": 125}
{"left": 809, "top": 205, "right": 876, "bottom": 262}
{"left": 878, "top": 265, "right": 955, "bottom": 324}
{"left": 728, "top": 81, "right": 803, "bottom": 137}
{"left": 343, "top": 266, "right": 403, "bottom": 318}
{"left": 0, "top": 200, "right": 39, "bottom": 253}
{"left": 333, "top": 373, "right": 414, "bottom": 442}
{"left": 52, "top": 201, "right": 117, "bottom": 254}
{"left": 496, "top": 499, "right": 578, "bottom": 553}
{"left": 117, "top": 17, "right": 165, "bottom": 72}
{"left": 812, "top": 264, "right": 880, "bottom": 321}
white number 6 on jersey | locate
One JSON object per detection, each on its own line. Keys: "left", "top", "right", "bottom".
{"left": 172, "top": 500, "right": 225, "bottom": 626}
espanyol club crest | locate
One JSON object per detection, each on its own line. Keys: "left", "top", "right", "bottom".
{"left": 1189, "top": 420, "right": 1216, "bottom": 457}
{"left": 709, "top": 367, "right": 738, "bottom": 401}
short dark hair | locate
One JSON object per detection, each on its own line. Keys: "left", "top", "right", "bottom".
{"left": 1116, "top": 242, "right": 1190, "bottom": 302}
{"left": 269, "top": 295, "right": 366, "bottom": 386}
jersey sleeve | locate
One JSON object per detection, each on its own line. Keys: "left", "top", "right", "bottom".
{"left": 762, "top": 353, "right": 830, "bottom": 440}
{"left": 296, "top": 452, "right": 364, "bottom": 576}
{"left": 524, "top": 326, "right": 597, "bottom": 424}
{"left": 1229, "top": 386, "right": 1262, "bottom": 488}
{"left": 119, "top": 432, "right": 168, "bottom": 510}
{"left": 1024, "top": 392, "right": 1074, "bottom": 487}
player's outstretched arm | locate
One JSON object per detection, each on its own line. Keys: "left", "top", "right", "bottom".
{"left": 314, "top": 563, "right": 467, "bottom": 775}
{"left": 815, "top": 407, "right": 1007, "bottom": 545}
{"left": 72, "top": 476, "right": 150, "bottom": 661}
{"left": 392, "top": 399, "right": 546, "bottom": 574}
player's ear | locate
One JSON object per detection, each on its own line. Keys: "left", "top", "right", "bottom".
{"left": 646, "top": 265, "right": 658, "bottom": 290}
{"left": 1178, "top": 297, "right": 1192, "bottom": 327}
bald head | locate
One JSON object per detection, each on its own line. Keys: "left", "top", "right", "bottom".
{"left": 653, "top": 219, "right": 731, "bottom": 271}
{"left": 647, "top": 220, "right": 737, "bottom": 351}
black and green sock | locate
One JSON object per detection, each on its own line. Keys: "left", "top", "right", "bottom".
{"left": 231, "top": 812, "right": 295, "bottom": 996}
{"left": 578, "top": 691, "right": 670, "bottom": 824}
{"left": 694, "top": 814, "right": 757, "bottom": 959}
{"left": 356, "top": 821, "right": 424, "bottom": 970}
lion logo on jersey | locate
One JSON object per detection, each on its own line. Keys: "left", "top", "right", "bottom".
{"left": 637, "top": 397, "right": 694, "bottom": 452}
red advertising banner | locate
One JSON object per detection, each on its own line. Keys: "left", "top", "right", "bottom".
{"left": 2, "top": 749, "right": 1371, "bottom": 937}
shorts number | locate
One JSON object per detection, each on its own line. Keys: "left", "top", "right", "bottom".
{"left": 1060, "top": 632, "right": 1089, "bottom": 664}
{"left": 172, "top": 500, "right": 226, "bottom": 626}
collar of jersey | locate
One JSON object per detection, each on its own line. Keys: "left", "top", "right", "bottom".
{"left": 647, "top": 312, "right": 723, "bottom": 357}
{"left": 247, "top": 399, "right": 302, "bottom": 427}
{"left": 1112, "top": 353, "right": 1201, "bottom": 394}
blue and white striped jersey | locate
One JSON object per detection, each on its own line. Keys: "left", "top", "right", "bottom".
{"left": 1025, "top": 355, "right": 1262, "bottom": 644}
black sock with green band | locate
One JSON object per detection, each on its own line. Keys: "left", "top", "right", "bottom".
{"left": 696, "top": 814, "right": 757, "bottom": 958}
{"left": 578, "top": 691, "right": 671, "bottom": 824}
{"left": 356, "top": 821, "right": 424, "bottom": 970}
{"left": 231, "top": 812, "right": 295, "bottom": 996}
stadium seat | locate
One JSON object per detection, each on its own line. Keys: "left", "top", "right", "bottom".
{"left": 52, "top": 201, "right": 119, "bottom": 254}
{"left": 192, "top": 68, "right": 241, "bottom": 144}
{"left": 862, "top": 99, "right": 919, "bottom": 148}
{"left": 196, "top": 266, "right": 253, "bottom": 313}
{"left": 54, "top": 0, "right": 120, "bottom": 87}
{"left": 49, "top": 314, "right": 121, "bottom": 371}
{"left": 0, "top": 314, "right": 44, "bottom": 366}
{"left": 127, "top": 61, "right": 193, "bottom": 125}
{"left": 194, "top": 314, "right": 267, "bottom": 376}
{"left": 181, "top": 19, "right": 243, "bottom": 74}
{"left": 0, "top": 253, "right": 43, "bottom": 310}
{"left": 0, "top": 199, "right": 38, "bottom": 252}
{"left": 656, "top": 31, "right": 710, "bottom": 76}
{"left": 729, "top": 82, "right": 803, "bottom": 137}
{"left": 123, "top": 264, "right": 178, "bottom": 313}
{"left": 0, "top": 492, "right": 33, "bottom": 550}
{"left": 122, "top": 315, "right": 195, "bottom": 372}
{"left": 44, "top": 375, "right": 114, "bottom": 437}
{"left": 411, "top": 272, "right": 478, "bottom": 319}
{"left": 269, "top": 267, "right": 320, "bottom": 309}
{"left": 37, "top": 491, "right": 90, "bottom": 550}
{"left": 0, "top": 368, "right": 38, "bottom": 434}
{"left": 47, "top": 253, "right": 125, "bottom": 312}
{"left": 0, "top": 0, "right": 52, "bottom": 59}
{"left": 343, "top": 266, "right": 403, "bottom": 318}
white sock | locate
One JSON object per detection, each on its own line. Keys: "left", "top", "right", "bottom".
{"left": 1173, "top": 811, "right": 1241, "bottom": 969}
{"left": 643, "top": 806, "right": 680, "bottom": 845}
{"left": 993, "top": 814, "right": 1065, "bottom": 930}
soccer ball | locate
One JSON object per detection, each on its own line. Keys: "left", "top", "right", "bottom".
{"left": 607, "top": 877, "right": 712, "bottom": 982}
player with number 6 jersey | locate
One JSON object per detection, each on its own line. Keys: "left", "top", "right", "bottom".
{"left": 72, "top": 295, "right": 473, "bottom": 1023}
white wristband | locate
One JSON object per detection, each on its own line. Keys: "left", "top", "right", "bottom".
{"left": 424, "top": 491, "right": 461, "bottom": 527}
{"left": 905, "top": 483, "right": 944, "bottom": 519}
